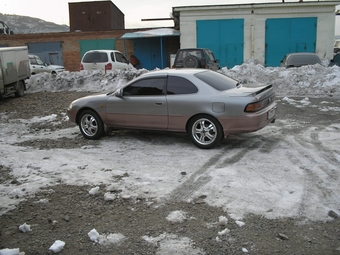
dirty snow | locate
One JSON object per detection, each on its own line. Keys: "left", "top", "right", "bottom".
{"left": 1, "top": 61, "right": 340, "bottom": 254}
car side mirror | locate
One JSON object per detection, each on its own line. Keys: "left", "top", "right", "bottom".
{"left": 116, "top": 88, "right": 123, "bottom": 98}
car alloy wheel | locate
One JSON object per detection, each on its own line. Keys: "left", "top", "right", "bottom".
{"left": 79, "top": 110, "right": 104, "bottom": 139}
{"left": 189, "top": 115, "right": 223, "bottom": 149}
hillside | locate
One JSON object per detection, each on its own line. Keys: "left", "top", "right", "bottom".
{"left": 0, "top": 13, "right": 69, "bottom": 34}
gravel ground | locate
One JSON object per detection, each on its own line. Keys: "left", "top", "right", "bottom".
{"left": 0, "top": 92, "right": 339, "bottom": 255}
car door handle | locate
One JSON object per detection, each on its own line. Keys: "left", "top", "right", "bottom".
{"left": 155, "top": 102, "right": 164, "bottom": 106}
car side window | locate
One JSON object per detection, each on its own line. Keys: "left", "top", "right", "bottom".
{"left": 115, "top": 52, "right": 129, "bottom": 64}
{"left": 110, "top": 52, "right": 116, "bottom": 62}
{"left": 29, "top": 57, "right": 37, "bottom": 65}
{"left": 123, "top": 78, "right": 165, "bottom": 96}
{"left": 34, "top": 57, "right": 45, "bottom": 66}
{"left": 167, "top": 76, "right": 198, "bottom": 95}
{"left": 205, "top": 50, "right": 215, "bottom": 63}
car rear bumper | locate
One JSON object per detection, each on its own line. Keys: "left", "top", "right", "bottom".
{"left": 220, "top": 103, "right": 277, "bottom": 136}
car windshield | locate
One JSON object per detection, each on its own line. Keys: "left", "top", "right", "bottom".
{"left": 82, "top": 52, "right": 108, "bottom": 63}
{"left": 195, "top": 71, "right": 238, "bottom": 91}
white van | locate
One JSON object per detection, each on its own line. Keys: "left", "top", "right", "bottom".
{"left": 80, "top": 50, "right": 132, "bottom": 72}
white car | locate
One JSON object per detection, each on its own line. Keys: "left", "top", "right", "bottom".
{"left": 80, "top": 50, "right": 132, "bottom": 72}
{"left": 29, "top": 55, "right": 65, "bottom": 75}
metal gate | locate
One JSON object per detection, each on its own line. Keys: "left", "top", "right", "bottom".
{"left": 27, "top": 42, "right": 63, "bottom": 66}
{"left": 79, "top": 39, "right": 116, "bottom": 59}
{"left": 196, "top": 19, "right": 244, "bottom": 68}
{"left": 265, "top": 17, "right": 317, "bottom": 67}
{"left": 133, "top": 37, "right": 167, "bottom": 70}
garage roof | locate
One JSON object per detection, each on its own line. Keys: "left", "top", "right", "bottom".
{"left": 121, "top": 28, "right": 180, "bottom": 39}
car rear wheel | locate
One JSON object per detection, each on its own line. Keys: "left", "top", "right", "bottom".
{"left": 183, "top": 55, "right": 199, "bottom": 68}
{"left": 188, "top": 115, "right": 223, "bottom": 149}
{"left": 79, "top": 110, "right": 104, "bottom": 139}
{"left": 15, "top": 81, "right": 25, "bottom": 97}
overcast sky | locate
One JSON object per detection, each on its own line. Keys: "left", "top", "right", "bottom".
{"left": 2, "top": 0, "right": 340, "bottom": 33}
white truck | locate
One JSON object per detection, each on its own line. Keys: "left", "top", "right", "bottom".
{"left": 0, "top": 46, "right": 30, "bottom": 98}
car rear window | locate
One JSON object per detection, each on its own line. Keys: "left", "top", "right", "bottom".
{"left": 194, "top": 71, "right": 238, "bottom": 91}
{"left": 167, "top": 76, "right": 198, "bottom": 95}
{"left": 82, "top": 52, "right": 108, "bottom": 63}
{"left": 289, "top": 55, "right": 320, "bottom": 65}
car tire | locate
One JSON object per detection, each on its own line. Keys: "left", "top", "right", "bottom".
{"left": 15, "top": 81, "right": 25, "bottom": 97}
{"left": 188, "top": 115, "right": 223, "bottom": 149}
{"left": 183, "top": 55, "right": 199, "bottom": 68}
{"left": 78, "top": 110, "right": 104, "bottom": 139}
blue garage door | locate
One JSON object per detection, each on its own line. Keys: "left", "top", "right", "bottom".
{"left": 197, "top": 19, "right": 244, "bottom": 68}
{"left": 28, "top": 42, "right": 63, "bottom": 66}
{"left": 265, "top": 17, "right": 317, "bottom": 67}
{"left": 133, "top": 37, "right": 167, "bottom": 70}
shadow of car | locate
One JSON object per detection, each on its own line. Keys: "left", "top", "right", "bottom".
{"left": 280, "top": 53, "right": 321, "bottom": 68}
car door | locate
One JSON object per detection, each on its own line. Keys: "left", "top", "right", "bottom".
{"left": 105, "top": 77, "right": 168, "bottom": 129}
{"left": 112, "top": 52, "right": 130, "bottom": 70}
{"left": 30, "top": 56, "right": 51, "bottom": 74}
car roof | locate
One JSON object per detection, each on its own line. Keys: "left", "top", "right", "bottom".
{"left": 140, "top": 68, "right": 210, "bottom": 78}
{"left": 85, "top": 50, "right": 121, "bottom": 53}
{"left": 178, "top": 48, "right": 210, "bottom": 51}
{"left": 285, "top": 52, "right": 319, "bottom": 57}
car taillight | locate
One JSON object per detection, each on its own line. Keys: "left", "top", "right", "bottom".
{"left": 244, "top": 95, "right": 275, "bottom": 112}
{"left": 245, "top": 100, "right": 267, "bottom": 112}
{"left": 80, "top": 63, "right": 84, "bottom": 70}
{"left": 105, "top": 63, "right": 112, "bottom": 71}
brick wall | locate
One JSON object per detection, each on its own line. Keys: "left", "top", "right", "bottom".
{"left": 0, "top": 29, "right": 139, "bottom": 72}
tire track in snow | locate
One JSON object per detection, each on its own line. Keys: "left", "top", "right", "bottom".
{"left": 166, "top": 140, "right": 260, "bottom": 203}
{"left": 286, "top": 129, "right": 339, "bottom": 217}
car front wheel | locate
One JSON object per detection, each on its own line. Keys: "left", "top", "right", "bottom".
{"left": 78, "top": 110, "right": 104, "bottom": 139}
{"left": 188, "top": 115, "right": 223, "bottom": 149}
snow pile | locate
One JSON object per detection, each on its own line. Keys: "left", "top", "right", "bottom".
{"left": 24, "top": 62, "right": 340, "bottom": 97}
{"left": 87, "top": 229, "right": 125, "bottom": 245}
{"left": 89, "top": 186, "right": 99, "bottom": 195}
{"left": 219, "top": 61, "right": 340, "bottom": 96}
{"left": 218, "top": 228, "right": 230, "bottom": 236}
{"left": 26, "top": 69, "right": 148, "bottom": 94}
{"left": 0, "top": 248, "right": 25, "bottom": 255}
{"left": 142, "top": 233, "right": 204, "bottom": 254}
{"left": 48, "top": 240, "right": 65, "bottom": 253}
{"left": 166, "top": 210, "right": 187, "bottom": 223}
{"left": 218, "top": 216, "right": 228, "bottom": 226}
{"left": 18, "top": 223, "right": 31, "bottom": 233}
{"left": 88, "top": 229, "right": 100, "bottom": 242}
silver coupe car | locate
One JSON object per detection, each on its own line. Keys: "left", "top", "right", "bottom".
{"left": 67, "top": 69, "right": 277, "bottom": 149}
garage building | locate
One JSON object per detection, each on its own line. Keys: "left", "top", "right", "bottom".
{"left": 172, "top": 1, "right": 339, "bottom": 67}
